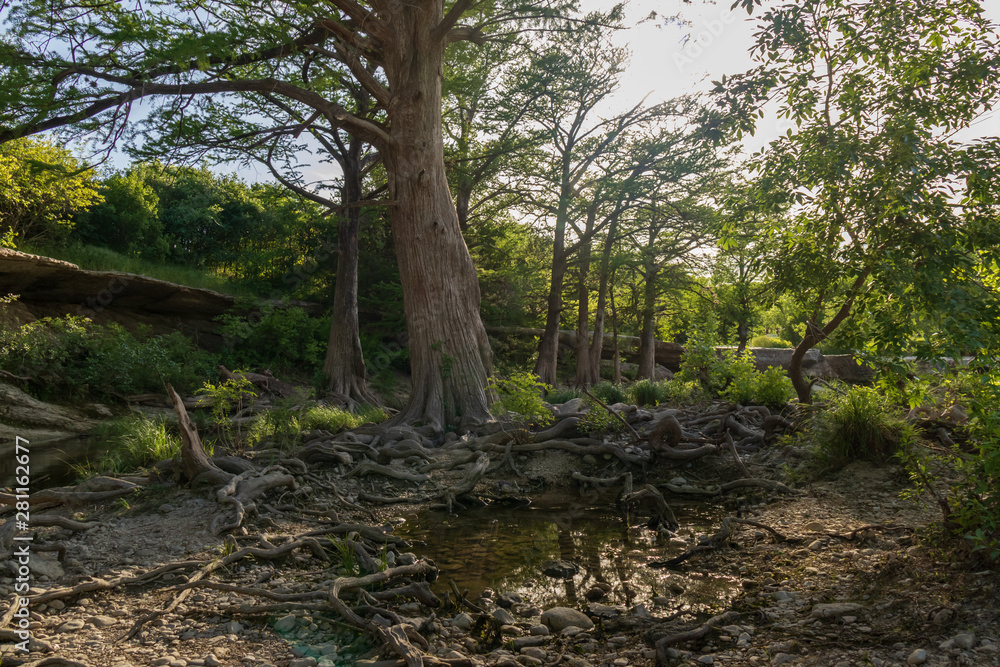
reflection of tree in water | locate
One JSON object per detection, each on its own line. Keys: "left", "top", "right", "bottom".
{"left": 398, "top": 494, "right": 737, "bottom": 612}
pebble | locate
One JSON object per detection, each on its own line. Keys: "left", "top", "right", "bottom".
{"left": 274, "top": 615, "right": 297, "bottom": 633}
{"left": 953, "top": 633, "right": 976, "bottom": 650}
{"left": 57, "top": 619, "right": 86, "bottom": 633}
{"left": 907, "top": 648, "right": 927, "bottom": 665}
{"left": 493, "top": 608, "right": 516, "bottom": 625}
{"left": 89, "top": 615, "right": 117, "bottom": 627}
{"left": 452, "top": 613, "right": 472, "bottom": 630}
{"left": 810, "top": 603, "right": 862, "bottom": 619}
{"left": 696, "top": 656, "right": 714, "bottom": 665}
{"left": 520, "top": 647, "right": 546, "bottom": 660}
{"left": 289, "top": 660, "right": 317, "bottom": 667}
{"left": 529, "top": 625, "right": 549, "bottom": 636}
{"left": 511, "top": 637, "right": 546, "bottom": 650}
{"left": 771, "top": 654, "right": 796, "bottom": 666}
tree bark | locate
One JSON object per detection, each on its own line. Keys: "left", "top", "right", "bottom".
{"left": 789, "top": 269, "right": 871, "bottom": 404}
{"left": 635, "top": 236, "right": 659, "bottom": 380}
{"left": 535, "top": 248, "right": 568, "bottom": 386}
{"left": 381, "top": 7, "right": 493, "bottom": 431}
{"left": 323, "top": 138, "right": 379, "bottom": 408}
{"left": 610, "top": 281, "right": 622, "bottom": 384}
{"left": 573, "top": 206, "right": 595, "bottom": 387}
{"left": 587, "top": 211, "right": 620, "bottom": 386}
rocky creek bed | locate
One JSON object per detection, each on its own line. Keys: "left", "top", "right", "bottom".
{"left": 1, "top": 394, "right": 998, "bottom": 667}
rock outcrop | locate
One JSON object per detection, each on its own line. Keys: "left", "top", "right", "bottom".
{"left": 0, "top": 248, "right": 237, "bottom": 348}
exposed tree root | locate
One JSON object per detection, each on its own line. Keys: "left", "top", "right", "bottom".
{"left": 212, "top": 467, "right": 297, "bottom": 534}
{"left": 654, "top": 611, "right": 742, "bottom": 663}
{"left": 0, "top": 477, "right": 142, "bottom": 509}
{"left": 349, "top": 461, "right": 431, "bottom": 483}
{"left": 432, "top": 453, "right": 489, "bottom": 512}
{"left": 124, "top": 536, "right": 330, "bottom": 640}
{"left": 649, "top": 516, "right": 796, "bottom": 568}
{"left": 622, "top": 485, "right": 679, "bottom": 532}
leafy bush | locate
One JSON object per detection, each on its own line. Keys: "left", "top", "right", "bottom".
{"left": 197, "top": 375, "right": 258, "bottom": 452}
{"left": 811, "top": 385, "right": 912, "bottom": 468}
{"left": 753, "top": 367, "right": 795, "bottom": 408}
{"left": 896, "top": 363, "right": 1000, "bottom": 561}
{"left": 218, "top": 304, "right": 328, "bottom": 372}
{"left": 750, "top": 334, "right": 793, "bottom": 348}
{"left": 0, "top": 316, "right": 217, "bottom": 400}
{"left": 578, "top": 397, "right": 626, "bottom": 434}
{"left": 489, "top": 371, "right": 553, "bottom": 426}
{"left": 676, "top": 339, "right": 731, "bottom": 394}
{"left": 591, "top": 381, "right": 627, "bottom": 405}
{"left": 660, "top": 379, "right": 701, "bottom": 404}
{"left": 677, "top": 344, "right": 792, "bottom": 409}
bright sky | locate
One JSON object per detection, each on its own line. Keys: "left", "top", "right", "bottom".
{"left": 602, "top": 0, "right": 1000, "bottom": 152}
{"left": 115, "top": 0, "right": 1000, "bottom": 182}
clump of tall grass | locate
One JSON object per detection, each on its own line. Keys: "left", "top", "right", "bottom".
{"left": 87, "top": 415, "right": 181, "bottom": 475}
{"left": 810, "top": 385, "right": 912, "bottom": 468}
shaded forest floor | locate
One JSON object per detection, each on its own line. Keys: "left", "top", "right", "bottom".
{"left": 1, "top": 403, "right": 998, "bottom": 667}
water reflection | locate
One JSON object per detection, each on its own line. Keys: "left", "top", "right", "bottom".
{"left": 396, "top": 492, "right": 739, "bottom": 614}
{"left": 0, "top": 436, "right": 104, "bottom": 489}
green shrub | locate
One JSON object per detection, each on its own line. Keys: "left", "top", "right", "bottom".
{"left": 753, "top": 367, "right": 795, "bottom": 408}
{"left": 660, "top": 379, "right": 701, "bottom": 404}
{"left": 630, "top": 379, "right": 661, "bottom": 407}
{"left": 750, "top": 334, "right": 793, "bottom": 348}
{"left": 218, "top": 303, "right": 328, "bottom": 372}
{"left": 897, "top": 364, "right": 1000, "bottom": 561}
{"left": 0, "top": 316, "right": 217, "bottom": 400}
{"left": 591, "top": 381, "right": 627, "bottom": 405}
{"left": 811, "top": 385, "right": 912, "bottom": 468}
{"left": 676, "top": 339, "right": 731, "bottom": 394}
{"left": 718, "top": 352, "right": 758, "bottom": 405}
{"left": 89, "top": 415, "right": 181, "bottom": 475}
{"left": 545, "top": 387, "right": 581, "bottom": 404}
{"left": 578, "top": 396, "right": 626, "bottom": 434}
{"left": 489, "top": 371, "right": 553, "bottom": 426}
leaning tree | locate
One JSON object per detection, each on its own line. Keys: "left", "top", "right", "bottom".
{"left": 0, "top": 0, "right": 578, "bottom": 429}
{"left": 720, "top": 0, "right": 1000, "bottom": 403}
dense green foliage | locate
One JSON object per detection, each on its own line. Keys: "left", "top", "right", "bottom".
{"left": 0, "top": 315, "right": 217, "bottom": 399}
{"left": 488, "top": 371, "right": 553, "bottom": 426}
{"left": 0, "top": 138, "right": 101, "bottom": 244}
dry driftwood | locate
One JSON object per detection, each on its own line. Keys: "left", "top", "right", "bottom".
{"left": 168, "top": 383, "right": 232, "bottom": 486}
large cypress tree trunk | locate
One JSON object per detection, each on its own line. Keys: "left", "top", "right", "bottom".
{"left": 380, "top": 5, "right": 493, "bottom": 431}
